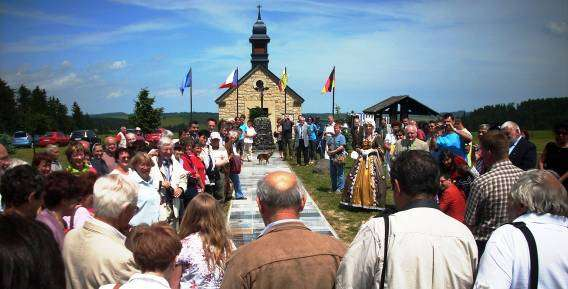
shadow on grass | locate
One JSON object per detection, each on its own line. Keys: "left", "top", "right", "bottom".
{"left": 288, "top": 158, "right": 394, "bottom": 244}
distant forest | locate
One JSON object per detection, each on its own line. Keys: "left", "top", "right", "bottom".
{"left": 0, "top": 78, "right": 565, "bottom": 134}
{"left": 459, "top": 97, "right": 567, "bottom": 130}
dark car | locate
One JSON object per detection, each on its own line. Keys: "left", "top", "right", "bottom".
{"left": 38, "top": 131, "right": 70, "bottom": 147}
{"left": 70, "top": 130, "right": 100, "bottom": 145}
{"left": 12, "top": 131, "right": 33, "bottom": 148}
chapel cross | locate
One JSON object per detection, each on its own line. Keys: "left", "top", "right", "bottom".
{"left": 254, "top": 80, "right": 269, "bottom": 109}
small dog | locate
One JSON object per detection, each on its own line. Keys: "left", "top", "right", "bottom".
{"left": 257, "top": 151, "right": 273, "bottom": 165}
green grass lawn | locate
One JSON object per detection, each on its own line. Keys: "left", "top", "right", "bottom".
{"left": 288, "top": 158, "right": 394, "bottom": 244}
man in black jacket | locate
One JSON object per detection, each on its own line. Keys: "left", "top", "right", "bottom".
{"left": 501, "top": 121, "right": 536, "bottom": 170}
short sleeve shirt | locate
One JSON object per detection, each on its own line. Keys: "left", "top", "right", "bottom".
{"left": 328, "top": 133, "right": 346, "bottom": 150}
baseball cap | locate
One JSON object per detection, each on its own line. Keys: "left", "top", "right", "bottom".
{"left": 210, "top": 132, "right": 222, "bottom": 140}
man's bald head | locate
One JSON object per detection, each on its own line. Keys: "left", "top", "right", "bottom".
{"left": 257, "top": 171, "right": 305, "bottom": 211}
{"left": 104, "top": 136, "right": 117, "bottom": 152}
{"left": 0, "top": 144, "right": 10, "bottom": 170}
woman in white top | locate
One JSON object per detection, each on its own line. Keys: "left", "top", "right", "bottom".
{"left": 171, "top": 194, "right": 235, "bottom": 289}
{"left": 100, "top": 223, "right": 182, "bottom": 289}
{"left": 243, "top": 120, "right": 256, "bottom": 162}
{"left": 128, "top": 152, "right": 161, "bottom": 226}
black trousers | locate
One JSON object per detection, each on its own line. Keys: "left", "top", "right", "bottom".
{"left": 296, "top": 140, "right": 309, "bottom": 165}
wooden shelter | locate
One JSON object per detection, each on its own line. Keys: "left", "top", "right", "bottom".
{"left": 363, "top": 95, "right": 438, "bottom": 121}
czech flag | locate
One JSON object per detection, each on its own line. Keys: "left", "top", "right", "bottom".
{"left": 219, "top": 67, "right": 238, "bottom": 89}
{"left": 321, "top": 66, "right": 335, "bottom": 94}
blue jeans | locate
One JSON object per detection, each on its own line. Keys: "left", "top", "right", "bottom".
{"left": 229, "top": 174, "right": 246, "bottom": 198}
{"left": 329, "top": 160, "right": 345, "bottom": 192}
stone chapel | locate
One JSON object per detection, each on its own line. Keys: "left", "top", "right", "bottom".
{"left": 215, "top": 7, "right": 304, "bottom": 128}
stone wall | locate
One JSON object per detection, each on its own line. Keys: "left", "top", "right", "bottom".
{"left": 218, "top": 69, "right": 302, "bottom": 125}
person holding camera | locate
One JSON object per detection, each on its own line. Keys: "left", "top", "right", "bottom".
{"left": 436, "top": 113, "right": 467, "bottom": 159}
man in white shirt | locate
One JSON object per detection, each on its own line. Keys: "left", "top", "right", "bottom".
{"left": 474, "top": 169, "right": 568, "bottom": 289}
{"left": 336, "top": 150, "right": 478, "bottom": 289}
{"left": 206, "top": 132, "right": 230, "bottom": 202}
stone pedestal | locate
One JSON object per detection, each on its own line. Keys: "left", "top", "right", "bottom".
{"left": 252, "top": 117, "right": 274, "bottom": 151}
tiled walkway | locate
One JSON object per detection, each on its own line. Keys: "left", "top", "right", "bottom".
{"left": 227, "top": 154, "right": 338, "bottom": 247}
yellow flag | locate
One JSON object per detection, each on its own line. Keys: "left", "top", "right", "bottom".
{"left": 279, "top": 67, "right": 288, "bottom": 92}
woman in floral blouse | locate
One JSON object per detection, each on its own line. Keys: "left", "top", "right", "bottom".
{"left": 170, "top": 193, "right": 235, "bottom": 289}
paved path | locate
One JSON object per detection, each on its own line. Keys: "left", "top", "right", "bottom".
{"left": 227, "top": 153, "right": 338, "bottom": 247}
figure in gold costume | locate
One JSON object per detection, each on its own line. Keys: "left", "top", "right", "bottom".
{"left": 341, "top": 117, "right": 388, "bottom": 210}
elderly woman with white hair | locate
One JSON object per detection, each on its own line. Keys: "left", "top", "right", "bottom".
{"left": 474, "top": 170, "right": 568, "bottom": 289}
{"left": 341, "top": 117, "right": 387, "bottom": 210}
{"left": 63, "top": 174, "right": 140, "bottom": 289}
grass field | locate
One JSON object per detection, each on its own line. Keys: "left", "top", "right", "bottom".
{"left": 289, "top": 130, "right": 554, "bottom": 243}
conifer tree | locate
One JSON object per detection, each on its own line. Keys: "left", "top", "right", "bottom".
{"left": 129, "top": 88, "right": 163, "bottom": 133}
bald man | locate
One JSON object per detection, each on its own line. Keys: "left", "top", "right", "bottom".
{"left": 0, "top": 144, "right": 27, "bottom": 177}
{"left": 221, "top": 171, "right": 346, "bottom": 289}
{"left": 393, "top": 124, "right": 429, "bottom": 160}
{"left": 102, "top": 136, "right": 118, "bottom": 171}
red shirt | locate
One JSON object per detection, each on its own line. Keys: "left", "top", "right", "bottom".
{"left": 417, "top": 128, "right": 426, "bottom": 141}
{"left": 181, "top": 153, "right": 206, "bottom": 188}
{"left": 439, "top": 183, "right": 466, "bottom": 223}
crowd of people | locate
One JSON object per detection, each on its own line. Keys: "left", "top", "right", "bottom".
{"left": 0, "top": 114, "right": 567, "bottom": 289}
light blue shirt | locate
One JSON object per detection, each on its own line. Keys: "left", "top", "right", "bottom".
{"left": 436, "top": 132, "right": 465, "bottom": 159}
{"left": 238, "top": 124, "right": 247, "bottom": 141}
{"left": 308, "top": 123, "right": 318, "bottom": 141}
{"left": 475, "top": 212, "right": 568, "bottom": 289}
{"left": 129, "top": 171, "right": 161, "bottom": 226}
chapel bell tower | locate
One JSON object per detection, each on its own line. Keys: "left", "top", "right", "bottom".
{"left": 249, "top": 5, "right": 270, "bottom": 68}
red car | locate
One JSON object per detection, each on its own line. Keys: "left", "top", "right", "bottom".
{"left": 144, "top": 129, "right": 163, "bottom": 144}
{"left": 38, "top": 131, "right": 70, "bottom": 147}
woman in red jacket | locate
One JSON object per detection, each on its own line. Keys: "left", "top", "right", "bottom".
{"left": 181, "top": 142, "right": 206, "bottom": 195}
{"left": 438, "top": 175, "right": 467, "bottom": 223}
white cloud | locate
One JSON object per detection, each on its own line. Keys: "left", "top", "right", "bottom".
{"left": 0, "top": 3, "right": 94, "bottom": 27}
{"left": 109, "top": 60, "right": 127, "bottom": 70}
{"left": 546, "top": 21, "right": 568, "bottom": 36}
{"left": 0, "top": 20, "right": 186, "bottom": 53}
{"left": 107, "top": 90, "right": 125, "bottom": 99}
{"left": 44, "top": 73, "right": 82, "bottom": 89}
{"left": 154, "top": 88, "right": 182, "bottom": 98}
{"left": 61, "top": 60, "right": 72, "bottom": 68}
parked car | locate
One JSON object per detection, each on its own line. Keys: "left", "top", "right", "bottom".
{"left": 12, "top": 131, "right": 33, "bottom": 148}
{"left": 144, "top": 129, "right": 163, "bottom": 144}
{"left": 70, "top": 130, "right": 100, "bottom": 145}
{"left": 38, "top": 131, "right": 70, "bottom": 147}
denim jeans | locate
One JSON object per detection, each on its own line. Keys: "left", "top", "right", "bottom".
{"left": 329, "top": 160, "right": 345, "bottom": 192}
{"left": 229, "top": 173, "right": 246, "bottom": 198}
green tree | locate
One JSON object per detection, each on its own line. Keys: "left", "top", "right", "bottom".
{"left": 0, "top": 79, "right": 18, "bottom": 133}
{"left": 129, "top": 88, "right": 163, "bottom": 133}
{"left": 72, "top": 101, "right": 84, "bottom": 129}
{"left": 17, "top": 85, "right": 33, "bottom": 132}
{"left": 47, "top": 97, "right": 71, "bottom": 132}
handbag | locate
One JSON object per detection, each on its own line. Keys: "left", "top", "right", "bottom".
{"left": 333, "top": 152, "right": 347, "bottom": 164}
{"left": 158, "top": 180, "right": 175, "bottom": 222}
{"left": 229, "top": 155, "right": 242, "bottom": 174}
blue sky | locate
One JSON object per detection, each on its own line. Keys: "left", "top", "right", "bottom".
{"left": 1, "top": 0, "right": 566, "bottom": 114}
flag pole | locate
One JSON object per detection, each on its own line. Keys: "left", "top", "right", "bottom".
{"left": 332, "top": 86, "right": 335, "bottom": 117}
{"left": 284, "top": 67, "right": 287, "bottom": 115}
{"left": 190, "top": 82, "right": 193, "bottom": 122}
{"left": 236, "top": 67, "right": 239, "bottom": 118}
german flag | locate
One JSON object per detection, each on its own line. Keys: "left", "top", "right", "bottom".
{"left": 321, "top": 67, "right": 335, "bottom": 94}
